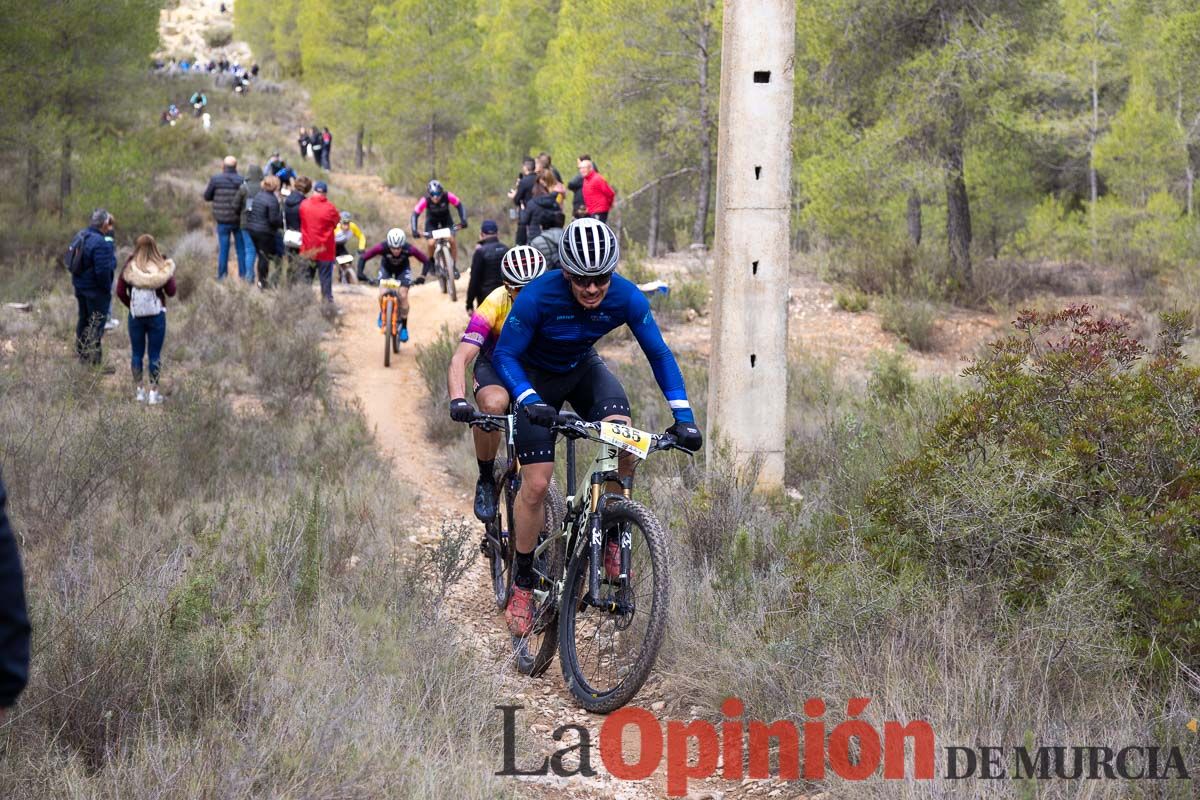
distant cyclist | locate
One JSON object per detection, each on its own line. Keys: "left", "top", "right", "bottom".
{"left": 491, "top": 218, "right": 703, "bottom": 635}
{"left": 334, "top": 211, "right": 366, "bottom": 283}
{"left": 410, "top": 180, "right": 467, "bottom": 281}
{"left": 447, "top": 246, "right": 547, "bottom": 525}
{"left": 358, "top": 228, "right": 429, "bottom": 342}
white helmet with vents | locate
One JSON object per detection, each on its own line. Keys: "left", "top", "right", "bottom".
{"left": 558, "top": 217, "right": 619, "bottom": 277}
{"left": 500, "top": 245, "right": 547, "bottom": 286}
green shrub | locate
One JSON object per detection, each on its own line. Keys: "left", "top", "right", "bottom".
{"left": 866, "top": 348, "right": 914, "bottom": 402}
{"left": 415, "top": 324, "right": 466, "bottom": 445}
{"left": 868, "top": 305, "right": 1200, "bottom": 666}
{"left": 204, "top": 24, "right": 234, "bottom": 48}
{"left": 878, "top": 292, "right": 936, "bottom": 351}
{"left": 833, "top": 286, "right": 869, "bottom": 313}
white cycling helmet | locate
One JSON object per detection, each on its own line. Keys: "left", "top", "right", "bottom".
{"left": 559, "top": 217, "right": 619, "bottom": 277}
{"left": 500, "top": 245, "right": 547, "bottom": 287}
{"left": 386, "top": 228, "right": 406, "bottom": 249}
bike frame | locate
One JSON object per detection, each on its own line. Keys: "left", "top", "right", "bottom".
{"left": 531, "top": 434, "right": 633, "bottom": 613}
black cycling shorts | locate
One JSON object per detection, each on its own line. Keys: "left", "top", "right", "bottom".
{"left": 379, "top": 264, "right": 412, "bottom": 287}
{"left": 514, "top": 352, "right": 631, "bottom": 465}
{"left": 473, "top": 355, "right": 505, "bottom": 394}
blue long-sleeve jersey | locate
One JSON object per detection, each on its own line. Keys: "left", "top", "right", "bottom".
{"left": 492, "top": 271, "right": 695, "bottom": 424}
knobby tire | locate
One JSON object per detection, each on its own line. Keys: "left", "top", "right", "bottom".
{"left": 557, "top": 498, "right": 669, "bottom": 713}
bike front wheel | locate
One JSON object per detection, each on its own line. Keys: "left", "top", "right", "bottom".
{"left": 383, "top": 300, "right": 394, "bottom": 367}
{"left": 558, "top": 498, "right": 669, "bottom": 713}
{"left": 436, "top": 251, "right": 449, "bottom": 294}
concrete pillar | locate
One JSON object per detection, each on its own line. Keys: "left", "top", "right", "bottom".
{"left": 706, "top": 0, "right": 795, "bottom": 490}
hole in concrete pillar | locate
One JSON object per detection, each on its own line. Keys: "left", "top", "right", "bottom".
{"left": 750, "top": 354, "right": 757, "bottom": 368}
{"left": 752, "top": 260, "right": 759, "bottom": 275}
{"left": 753, "top": 71, "right": 771, "bottom": 83}
{"left": 754, "top": 165, "right": 762, "bottom": 180}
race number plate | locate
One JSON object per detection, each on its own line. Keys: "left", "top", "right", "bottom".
{"left": 598, "top": 421, "right": 652, "bottom": 460}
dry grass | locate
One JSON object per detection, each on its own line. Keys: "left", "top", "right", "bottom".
{"left": 0, "top": 239, "right": 510, "bottom": 799}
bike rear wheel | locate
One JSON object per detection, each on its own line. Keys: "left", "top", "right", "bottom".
{"left": 508, "top": 470, "right": 566, "bottom": 677}
{"left": 383, "top": 300, "right": 394, "bottom": 367}
{"left": 558, "top": 498, "right": 669, "bottom": 713}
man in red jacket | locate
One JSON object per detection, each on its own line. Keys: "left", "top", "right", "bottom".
{"left": 300, "top": 180, "right": 341, "bottom": 303}
{"left": 577, "top": 154, "right": 615, "bottom": 223}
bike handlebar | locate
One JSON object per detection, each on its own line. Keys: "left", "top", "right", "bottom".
{"left": 546, "top": 412, "right": 691, "bottom": 455}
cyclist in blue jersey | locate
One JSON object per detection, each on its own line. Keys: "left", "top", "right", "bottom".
{"left": 491, "top": 218, "right": 703, "bottom": 635}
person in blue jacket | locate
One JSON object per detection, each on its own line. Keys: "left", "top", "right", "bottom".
{"left": 0, "top": 471, "right": 31, "bottom": 723}
{"left": 72, "top": 209, "right": 117, "bottom": 371}
{"left": 489, "top": 217, "right": 703, "bottom": 635}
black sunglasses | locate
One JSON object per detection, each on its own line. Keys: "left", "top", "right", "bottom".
{"left": 568, "top": 273, "right": 611, "bottom": 289}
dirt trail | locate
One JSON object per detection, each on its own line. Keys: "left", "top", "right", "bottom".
{"left": 324, "top": 175, "right": 802, "bottom": 800}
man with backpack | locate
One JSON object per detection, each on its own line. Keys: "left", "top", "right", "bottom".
{"left": 68, "top": 209, "right": 118, "bottom": 371}
{"left": 466, "top": 219, "right": 508, "bottom": 314}
{"left": 202, "top": 155, "right": 250, "bottom": 280}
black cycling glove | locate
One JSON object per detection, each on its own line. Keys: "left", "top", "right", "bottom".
{"left": 449, "top": 398, "right": 474, "bottom": 423}
{"left": 524, "top": 402, "right": 557, "bottom": 428}
{"left": 666, "top": 421, "right": 703, "bottom": 452}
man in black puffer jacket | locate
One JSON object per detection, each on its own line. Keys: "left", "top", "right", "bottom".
{"left": 0, "top": 471, "right": 31, "bottom": 724}
{"left": 202, "top": 155, "right": 249, "bottom": 280}
{"left": 466, "top": 219, "right": 508, "bottom": 313}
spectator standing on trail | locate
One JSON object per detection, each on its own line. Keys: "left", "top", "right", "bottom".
{"left": 536, "top": 152, "right": 562, "bottom": 183}
{"left": 297, "top": 127, "right": 310, "bottom": 161}
{"left": 509, "top": 157, "right": 537, "bottom": 245}
{"left": 577, "top": 155, "right": 615, "bottom": 223}
{"left": 0, "top": 471, "right": 31, "bottom": 725}
{"left": 71, "top": 209, "right": 118, "bottom": 371}
{"left": 309, "top": 126, "right": 323, "bottom": 168}
{"left": 238, "top": 164, "right": 261, "bottom": 282}
{"left": 115, "top": 234, "right": 177, "bottom": 405}
{"left": 202, "top": 155, "right": 249, "bottom": 280}
{"left": 283, "top": 175, "right": 310, "bottom": 278}
{"left": 466, "top": 219, "right": 508, "bottom": 314}
{"left": 246, "top": 174, "right": 284, "bottom": 287}
{"left": 300, "top": 180, "right": 341, "bottom": 303}
{"left": 525, "top": 169, "right": 566, "bottom": 240}
{"left": 321, "top": 127, "right": 333, "bottom": 170}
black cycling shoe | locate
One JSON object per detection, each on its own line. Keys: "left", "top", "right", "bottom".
{"left": 413, "top": 276, "right": 426, "bottom": 285}
{"left": 474, "top": 477, "right": 497, "bottom": 522}
{"left": 480, "top": 534, "right": 492, "bottom": 557}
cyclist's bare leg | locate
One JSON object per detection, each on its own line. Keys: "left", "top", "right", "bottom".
{"left": 472, "top": 385, "right": 508, "bottom": 461}
{"left": 450, "top": 236, "right": 458, "bottom": 267}
{"left": 397, "top": 286, "right": 410, "bottom": 320}
{"left": 514, "top": 462, "right": 554, "bottom": 554}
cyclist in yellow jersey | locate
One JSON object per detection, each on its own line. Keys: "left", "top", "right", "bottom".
{"left": 447, "top": 245, "right": 547, "bottom": 522}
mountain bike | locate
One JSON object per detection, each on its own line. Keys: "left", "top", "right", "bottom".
{"left": 467, "top": 411, "right": 565, "bottom": 617}
{"left": 469, "top": 409, "right": 691, "bottom": 712}
{"left": 427, "top": 226, "right": 459, "bottom": 302}
{"left": 379, "top": 278, "right": 403, "bottom": 367}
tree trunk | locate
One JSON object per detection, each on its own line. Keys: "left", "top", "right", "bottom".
{"left": 691, "top": 13, "right": 713, "bottom": 247}
{"left": 648, "top": 182, "right": 661, "bottom": 257}
{"left": 427, "top": 115, "right": 436, "bottom": 177}
{"left": 59, "top": 135, "right": 72, "bottom": 220}
{"left": 906, "top": 190, "right": 922, "bottom": 245}
{"left": 1188, "top": 163, "right": 1195, "bottom": 218}
{"left": 355, "top": 124, "right": 365, "bottom": 169}
{"left": 24, "top": 145, "right": 40, "bottom": 214}
{"left": 944, "top": 110, "right": 972, "bottom": 288}
{"left": 1089, "top": 53, "right": 1099, "bottom": 258}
